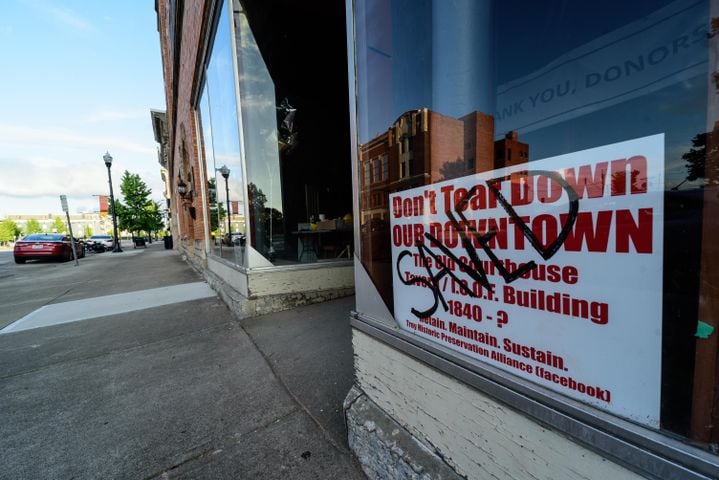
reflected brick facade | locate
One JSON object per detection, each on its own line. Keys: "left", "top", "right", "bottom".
{"left": 359, "top": 108, "right": 528, "bottom": 309}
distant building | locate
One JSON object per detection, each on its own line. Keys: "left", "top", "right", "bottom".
{"left": 6, "top": 213, "right": 114, "bottom": 237}
{"left": 150, "top": 109, "right": 174, "bottom": 238}
{"left": 494, "top": 130, "right": 529, "bottom": 169}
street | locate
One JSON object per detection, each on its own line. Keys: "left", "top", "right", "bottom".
{"left": 0, "top": 243, "right": 363, "bottom": 479}
{"left": 0, "top": 241, "right": 198, "bottom": 330}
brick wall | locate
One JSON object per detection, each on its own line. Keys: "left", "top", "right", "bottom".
{"left": 156, "top": 0, "right": 211, "bottom": 251}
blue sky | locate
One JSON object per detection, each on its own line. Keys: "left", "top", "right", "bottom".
{"left": 0, "top": 0, "right": 166, "bottom": 216}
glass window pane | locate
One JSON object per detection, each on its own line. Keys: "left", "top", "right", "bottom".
{"left": 199, "top": 0, "right": 247, "bottom": 266}
{"left": 354, "top": 0, "right": 718, "bottom": 449}
{"left": 234, "top": 9, "right": 283, "bottom": 266}
{"left": 231, "top": 0, "right": 353, "bottom": 266}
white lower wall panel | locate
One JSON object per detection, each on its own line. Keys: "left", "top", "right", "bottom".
{"left": 249, "top": 264, "right": 354, "bottom": 297}
{"left": 353, "top": 330, "right": 644, "bottom": 480}
{"left": 207, "top": 256, "right": 249, "bottom": 297}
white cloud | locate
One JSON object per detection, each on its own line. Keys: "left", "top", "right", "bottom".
{"left": 0, "top": 154, "right": 108, "bottom": 197}
{"left": 0, "top": 194, "right": 110, "bottom": 217}
{"left": 0, "top": 123, "right": 166, "bottom": 216}
{"left": 25, "top": 0, "right": 94, "bottom": 31}
{"left": 0, "top": 124, "right": 155, "bottom": 155}
{"left": 85, "top": 109, "right": 149, "bottom": 123}
{"left": 0, "top": 152, "right": 167, "bottom": 216}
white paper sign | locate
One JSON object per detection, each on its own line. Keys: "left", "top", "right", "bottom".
{"left": 390, "top": 134, "right": 664, "bottom": 427}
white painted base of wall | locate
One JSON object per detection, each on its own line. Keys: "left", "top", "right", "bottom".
{"left": 180, "top": 245, "right": 355, "bottom": 319}
{"left": 345, "top": 386, "right": 464, "bottom": 480}
{"left": 350, "top": 329, "right": 645, "bottom": 480}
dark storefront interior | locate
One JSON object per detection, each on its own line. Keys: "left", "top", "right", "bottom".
{"left": 241, "top": 0, "right": 353, "bottom": 263}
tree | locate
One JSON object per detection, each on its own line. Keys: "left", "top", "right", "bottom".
{"left": 683, "top": 132, "right": 719, "bottom": 187}
{"left": 248, "top": 183, "right": 284, "bottom": 256}
{"left": 84, "top": 225, "right": 93, "bottom": 238}
{"left": 115, "top": 171, "right": 154, "bottom": 237}
{"left": 51, "top": 216, "right": 66, "bottom": 233}
{"left": 144, "top": 201, "right": 165, "bottom": 240}
{"left": 439, "top": 157, "right": 473, "bottom": 181}
{"left": 25, "top": 219, "right": 42, "bottom": 235}
{"left": 207, "top": 177, "right": 226, "bottom": 234}
{"left": 0, "top": 219, "right": 20, "bottom": 244}
{"left": 210, "top": 201, "right": 226, "bottom": 235}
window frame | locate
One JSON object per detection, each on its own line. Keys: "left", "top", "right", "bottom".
{"left": 192, "top": 0, "right": 252, "bottom": 265}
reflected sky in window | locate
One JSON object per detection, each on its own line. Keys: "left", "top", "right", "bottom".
{"left": 355, "top": 0, "right": 709, "bottom": 188}
{"left": 206, "top": 1, "right": 245, "bottom": 208}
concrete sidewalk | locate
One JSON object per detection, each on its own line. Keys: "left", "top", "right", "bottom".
{"left": 0, "top": 246, "right": 364, "bottom": 479}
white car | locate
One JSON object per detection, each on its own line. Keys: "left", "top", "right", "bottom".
{"left": 88, "top": 235, "right": 115, "bottom": 249}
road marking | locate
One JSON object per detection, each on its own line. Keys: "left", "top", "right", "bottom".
{"left": 0, "top": 282, "right": 217, "bottom": 334}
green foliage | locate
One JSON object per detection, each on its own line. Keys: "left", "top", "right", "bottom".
{"left": 211, "top": 202, "right": 226, "bottom": 233}
{"left": 683, "top": 132, "right": 719, "bottom": 186}
{"left": 115, "top": 171, "right": 159, "bottom": 235}
{"left": 84, "top": 225, "right": 93, "bottom": 238}
{"left": 208, "top": 177, "right": 226, "bottom": 233}
{"left": 439, "top": 156, "right": 472, "bottom": 181}
{"left": 25, "top": 218, "right": 42, "bottom": 235}
{"left": 0, "top": 219, "right": 20, "bottom": 243}
{"left": 51, "top": 216, "right": 66, "bottom": 233}
{"left": 145, "top": 201, "right": 165, "bottom": 234}
{"left": 248, "top": 183, "right": 283, "bottom": 249}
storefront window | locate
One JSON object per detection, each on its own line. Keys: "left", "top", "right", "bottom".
{"left": 231, "top": 0, "right": 353, "bottom": 267}
{"left": 198, "top": 0, "right": 352, "bottom": 268}
{"left": 355, "top": 0, "right": 719, "bottom": 450}
{"left": 233, "top": 7, "right": 283, "bottom": 266}
{"left": 198, "top": 0, "right": 247, "bottom": 266}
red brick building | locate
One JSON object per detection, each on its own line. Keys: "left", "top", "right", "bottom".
{"left": 155, "top": 0, "right": 209, "bottom": 259}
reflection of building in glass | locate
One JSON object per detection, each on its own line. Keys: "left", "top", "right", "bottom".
{"left": 494, "top": 131, "right": 529, "bottom": 169}
{"left": 359, "top": 108, "right": 528, "bottom": 307}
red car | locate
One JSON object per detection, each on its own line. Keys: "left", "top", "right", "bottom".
{"left": 13, "top": 234, "right": 85, "bottom": 264}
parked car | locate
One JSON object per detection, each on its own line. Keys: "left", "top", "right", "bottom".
{"left": 13, "top": 234, "right": 83, "bottom": 264}
{"left": 88, "top": 235, "right": 114, "bottom": 250}
{"left": 71, "top": 238, "right": 86, "bottom": 259}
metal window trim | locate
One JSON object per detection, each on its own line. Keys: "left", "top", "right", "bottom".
{"left": 190, "top": 0, "right": 221, "bottom": 109}
{"left": 346, "top": 0, "right": 361, "bottom": 253}
{"left": 227, "top": 0, "right": 252, "bottom": 250}
{"left": 350, "top": 312, "right": 719, "bottom": 480}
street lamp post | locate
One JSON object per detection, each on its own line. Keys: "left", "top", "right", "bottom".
{"left": 208, "top": 181, "right": 217, "bottom": 245}
{"left": 103, "top": 151, "right": 123, "bottom": 253}
{"left": 219, "top": 165, "right": 232, "bottom": 239}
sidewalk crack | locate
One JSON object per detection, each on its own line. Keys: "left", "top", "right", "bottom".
{"left": 237, "top": 320, "right": 351, "bottom": 455}
{"left": 142, "top": 407, "right": 299, "bottom": 479}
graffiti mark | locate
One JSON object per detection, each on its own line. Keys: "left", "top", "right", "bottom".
{"left": 397, "top": 171, "right": 579, "bottom": 319}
